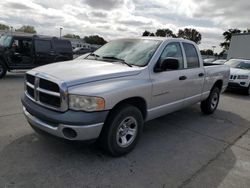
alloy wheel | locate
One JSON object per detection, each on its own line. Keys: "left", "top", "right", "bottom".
{"left": 116, "top": 116, "right": 138, "bottom": 148}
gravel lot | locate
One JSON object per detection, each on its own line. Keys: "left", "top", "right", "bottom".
{"left": 0, "top": 72, "right": 250, "bottom": 188}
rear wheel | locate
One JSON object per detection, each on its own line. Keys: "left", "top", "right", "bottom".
{"left": 0, "top": 62, "right": 7, "bottom": 79}
{"left": 99, "top": 105, "right": 143, "bottom": 157}
{"left": 201, "top": 87, "right": 220, "bottom": 114}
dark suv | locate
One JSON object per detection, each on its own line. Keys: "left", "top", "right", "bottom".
{"left": 0, "top": 34, "right": 73, "bottom": 78}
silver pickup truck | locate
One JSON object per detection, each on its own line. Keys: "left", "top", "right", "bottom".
{"left": 21, "top": 37, "right": 230, "bottom": 156}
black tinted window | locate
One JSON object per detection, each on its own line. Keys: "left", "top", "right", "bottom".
{"left": 35, "top": 40, "right": 51, "bottom": 52}
{"left": 54, "top": 40, "right": 72, "bottom": 52}
{"left": 183, "top": 43, "right": 199, "bottom": 68}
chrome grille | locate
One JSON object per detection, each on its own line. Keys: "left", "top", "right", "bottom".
{"left": 25, "top": 72, "right": 68, "bottom": 112}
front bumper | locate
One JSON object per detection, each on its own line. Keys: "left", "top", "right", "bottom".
{"left": 227, "top": 82, "right": 248, "bottom": 90}
{"left": 21, "top": 95, "right": 109, "bottom": 141}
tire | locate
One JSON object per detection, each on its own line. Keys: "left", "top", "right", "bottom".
{"left": 99, "top": 105, "right": 144, "bottom": 157}
{"left": 201, "top": 87, "right": 220, "bottom": 114}
{"left": 0, "top": 62, "right": 7, "bottom": 79}
{"left": 245, "top": 85, "right": 250, "bottom": 96}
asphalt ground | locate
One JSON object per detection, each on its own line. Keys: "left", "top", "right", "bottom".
{"left": 0, "top": 72, "right": 250, "bottom": 188}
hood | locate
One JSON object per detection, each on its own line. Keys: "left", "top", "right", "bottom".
{"left": 230, "top": 68, "right": 250, "bottom": 75}
{"left": 31, "top": 59, "right": 142, "bottom": 86}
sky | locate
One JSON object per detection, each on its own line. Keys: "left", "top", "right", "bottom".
{"left": 0, "top": 0, "right": 249, "bottom": 53}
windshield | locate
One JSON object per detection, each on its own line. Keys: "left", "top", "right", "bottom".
{"left": 0, "top": 35, "right": 12, "bottom": 47}
{"left": 225, "top": 59, "right": 250, "bottom": 70}
{"left": 86, "top": 39, "right": 162, "bottom": 67}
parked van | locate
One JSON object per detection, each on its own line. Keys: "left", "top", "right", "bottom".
{"left": 0, "top": 34, "right": 73, "bottom": 78}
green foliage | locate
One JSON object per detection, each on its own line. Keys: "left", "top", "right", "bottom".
{"left": 142, "top": 30, "right": 151, "bottom": 36}
{"left": 243, "top": 29, "right": 250, "bottom": 33}
{"left": 177, "top": 28, "right": 202, "bottom": 44}
{"left": 0, "top": 23, "right": 9, "bottom": 30}
{"left": 155, "top": 29, "right": 176, "bottom": 37}
{"left": 84, "top": 35, "right": 107, "bottom": 45}
{"left": 219, "top": 50, "right": 226, "bottom": 57}
{"left": 63, "top": 34, "right": 80, "bottom": 39}
{"left": 222, "top": 29, "right": 241, "bottom": 41}
{"left": 142, "top": 30, "right": 155, "bottom": 36}
{"left": 142, "top": 28, "right": 201, "bottom": 44}
{"left": 200, "top": 49, "right": 214, "bottom": 55}
{"left": 16, "top": 25, "right": 36, "bottom": 34}
{"left": 220, "top": 29, "right": 241, "bottom": 50}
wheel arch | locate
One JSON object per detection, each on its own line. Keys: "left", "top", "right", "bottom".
{"left": 213, "top": 79, "right": 223, "bottom": 92}
{"left": 106, "top": 97, "right": 148, "bottom": 121}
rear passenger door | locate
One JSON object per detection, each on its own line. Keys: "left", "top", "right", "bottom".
{"left": 34, "top": 39, "right": 55, "bottom": 66}
{"left": 182, "top": 42, "right": 205, "bottom": 105}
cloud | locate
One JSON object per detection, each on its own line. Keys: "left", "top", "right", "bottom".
{"left": 90, "top": 11, "right": 108, "bottom": 18}
{"left": 192, "top": 0, "right": 250, "bottom": 28}
{"left": 5, "top": 2, "right": 31, "bottom": 10}
{"left": 83, "top": 0, "right": 124, "bottom": 10}
{"left": 0, "top": 0, "right": 249, "bottom": 52}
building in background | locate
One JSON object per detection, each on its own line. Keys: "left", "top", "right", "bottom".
{"left": 65, "top": 38, "right": 91, "bottom": 49}
{"left": 228, "top": 33, "right": 250, "bottom": 60}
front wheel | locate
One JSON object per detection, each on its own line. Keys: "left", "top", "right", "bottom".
{"left": 99, "top": 105, "right": 144, "bottom": 157}
{"left": 0, "top": 63, "right": 7, "bottom": 79}
{"left": 246, "top": 85, "right": 250, "bottom": 95}
{"left": 201, "top": 87, "right": 220, "bottom": 114}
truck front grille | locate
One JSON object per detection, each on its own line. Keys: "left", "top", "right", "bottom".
{"left": 40, "top": 78, "right": 60, "bottom": 93}
{"left": 27, "top": 86, "right": 35, "bottom": 98}
{"left": 25, "top": 73, "right": 67, "bottom": 111}
{"left": 39, "top": 92, "right": 61, "bottom": 108}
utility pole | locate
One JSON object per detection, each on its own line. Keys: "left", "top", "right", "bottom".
{"left": 212, "top": 46, "right": 216, "bottom": 55}
{"left": 60, "top": 27, "right": 63, "bottom": 38}
{"left": 10, "top": 26, "right": 13, "bottom": 35}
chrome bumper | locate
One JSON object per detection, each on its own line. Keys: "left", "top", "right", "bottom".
{"left": 23, "top": 106, "right": 104, "bottom": 141}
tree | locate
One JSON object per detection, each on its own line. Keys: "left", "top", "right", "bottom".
{"left": 177, "top": 28, "right": 202, "bottom": 44}
{"left": 84, "top": 35, "right": 107, "bottom": 45}
{"left": 243, "top": 29, "right": 250, "bottom": 33}
{"left": 155, "top": 29, "right": 176, "bottom": 37}
{"left": 200, "top": 49, "right": 213, "bottom": 55}
{"left": 142, "top": 30, "right": 155, "bottom": 36}
{"left": 16, "top": 25, "right": 36, "bottom": 34}
{"left": 0, "top": 23, "right": 9, "bottom": 30}
{"left": 63, "top": 34, "right": 80, "bottom": 39}
{"left": 142, "top": 30, "right": 151, "bottom": 36}
{"left": 219, "top": 50, "right": 226, "bottom": 57}
{"left": 220, "top": 29, "right": 241, "bottom": 50}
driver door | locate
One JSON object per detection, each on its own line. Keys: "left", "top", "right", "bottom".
{"left": 149, "top": 42, "right": 187, "bottom": 118}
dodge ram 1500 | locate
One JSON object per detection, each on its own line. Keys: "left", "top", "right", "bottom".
{"left": 21, "top": 37, "right": 230, "bottom": 156}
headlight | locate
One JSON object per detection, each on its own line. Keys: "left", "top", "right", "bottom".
{"left": 237, "top": 75, "right": 249, "bottom": 79}
{"left": 69, "top": 95, "right": 105, "bottom": 112}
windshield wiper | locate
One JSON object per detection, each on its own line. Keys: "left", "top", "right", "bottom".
{"left": 102, "top": 56, "right": 132, "bottom": 67}
{"left": 88, "top": 53, "right": 100, "bottom": 58}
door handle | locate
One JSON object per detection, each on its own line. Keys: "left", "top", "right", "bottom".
{"left": 179, "top": 76, "right": 187, "bottom": 80}
{"left": 198, "top": 73, "right": 204, "bottom": 77}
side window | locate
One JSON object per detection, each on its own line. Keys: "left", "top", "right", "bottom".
{"left": 54, "top": 40, "right": 71, "bottom": 52}
{"left": 183, "top": 43, "right": 200, "bottom": 68}
{"left": 35, "top": 40, "right": 52, "bottom": 53}
{"left": 159, "top": 42, "right": 184, "bottom": 69}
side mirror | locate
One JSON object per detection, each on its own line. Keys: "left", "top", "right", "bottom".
{"left": 155, "top": 58, "right": 179, "bottom": 72}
